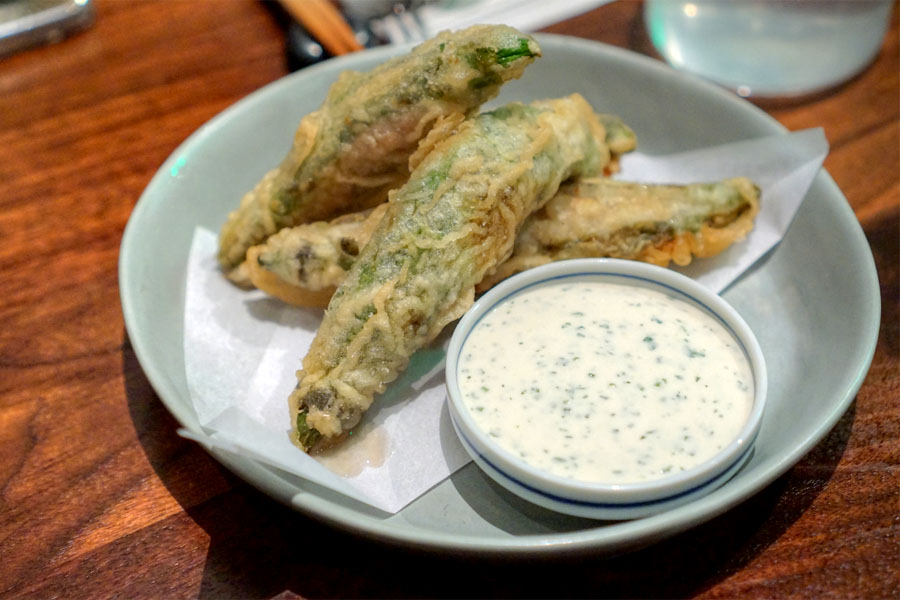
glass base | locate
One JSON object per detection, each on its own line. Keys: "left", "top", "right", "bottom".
{"left": 644, "top": 0, "right": 893, "bottom": 99}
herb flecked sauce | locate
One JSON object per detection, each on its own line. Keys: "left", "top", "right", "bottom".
{"left": 457, "top": 279, "right": 754, "bottom": 484}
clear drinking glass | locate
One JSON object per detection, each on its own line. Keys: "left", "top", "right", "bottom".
{"left": 644, "top": 0, "right": 894, "bottom": 99}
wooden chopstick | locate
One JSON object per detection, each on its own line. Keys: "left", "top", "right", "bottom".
{"left": 278, "top": 0, "right": 364, "bottom": 56}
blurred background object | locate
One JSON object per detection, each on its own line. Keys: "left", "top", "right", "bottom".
{"left": 278, "top": 0, "right": 362, "bottom": 57}
{"left": 363, "top": 0, "right": 613, "bottom": 44}
{"left": 644, "top": 0, "right": 895, "bottom": 99}
{"left": 284, "top": 0, "right": 613, "bottom": 69}
{"left": 0, "top": 0, "right": 93, "bottom": 58}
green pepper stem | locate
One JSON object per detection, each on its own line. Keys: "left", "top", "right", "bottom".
{"left": 296, "top": 412, "right": 322, "bottom": 450}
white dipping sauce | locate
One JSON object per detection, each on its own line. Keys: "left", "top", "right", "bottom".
{"left": 457, "top": 279, "right": 754, "bottom": 484}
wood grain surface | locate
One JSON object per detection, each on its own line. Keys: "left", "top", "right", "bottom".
{"left": 1, "top": 1, "right": 897, "bottom": 598}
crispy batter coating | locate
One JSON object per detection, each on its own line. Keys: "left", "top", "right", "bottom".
{"left": 290, "top": 94, "right": 610, "bottom": 450}
{"left": 249, "top": 204, "right": 389, "bottom": 302}
{"left": 247, "top": 177, "right": 759, "bottom": 308}
{"left": 479, "top": 176, "right": 760, "bottom": 288}
{"left": 217, "top": 25, "right": 541, "bottom": 273}
{"left": 245, "top": 114, "right": 634, "bottom": 305}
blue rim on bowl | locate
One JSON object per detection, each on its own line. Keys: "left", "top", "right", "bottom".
{"left": 445, "top": 258, "right": 768, "bottom": 520}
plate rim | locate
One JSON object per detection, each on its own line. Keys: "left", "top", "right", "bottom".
{"left": 119, "top": 33, "right": 881, "bottom": 555}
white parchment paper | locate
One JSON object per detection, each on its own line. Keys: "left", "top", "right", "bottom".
{"left": 180, "top": 128, "right": 828, "bottom": 513}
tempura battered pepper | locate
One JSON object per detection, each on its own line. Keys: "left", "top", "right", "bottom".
{"left": 245, "top": 176, "right": 758, "bottom": 307}
{"left": 597, "top": 113, "right": 637, "bottom": 172}
{"left": 246, "top": 114, "right": 635, "bottom": 305}
{"left": 290, "top": 94, "right": 610, "bottom": 450}
{"left": 246, "top": 204, "right": 390, "bottom": 307}
{"left": 218, "top": 25, "right": 541, "bottom": 274}
{"left": 479, "top": 176, "right": 761, "bottom": 288}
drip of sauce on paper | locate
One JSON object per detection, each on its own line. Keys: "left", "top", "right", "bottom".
{"left": 313, "top": 424, "right": 390, "bottom": 477}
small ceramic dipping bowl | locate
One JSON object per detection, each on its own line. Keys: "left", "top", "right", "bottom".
{"left": 446, "top": 258, "right": 767, "bottom": 520}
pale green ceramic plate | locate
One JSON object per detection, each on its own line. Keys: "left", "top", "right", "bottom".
{"left": 119, "top": 35, "right": 880, "bottom": 556}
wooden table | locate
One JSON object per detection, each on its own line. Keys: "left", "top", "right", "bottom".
{"left": 2, "top": 1, "right": 897, "bottom": 597}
